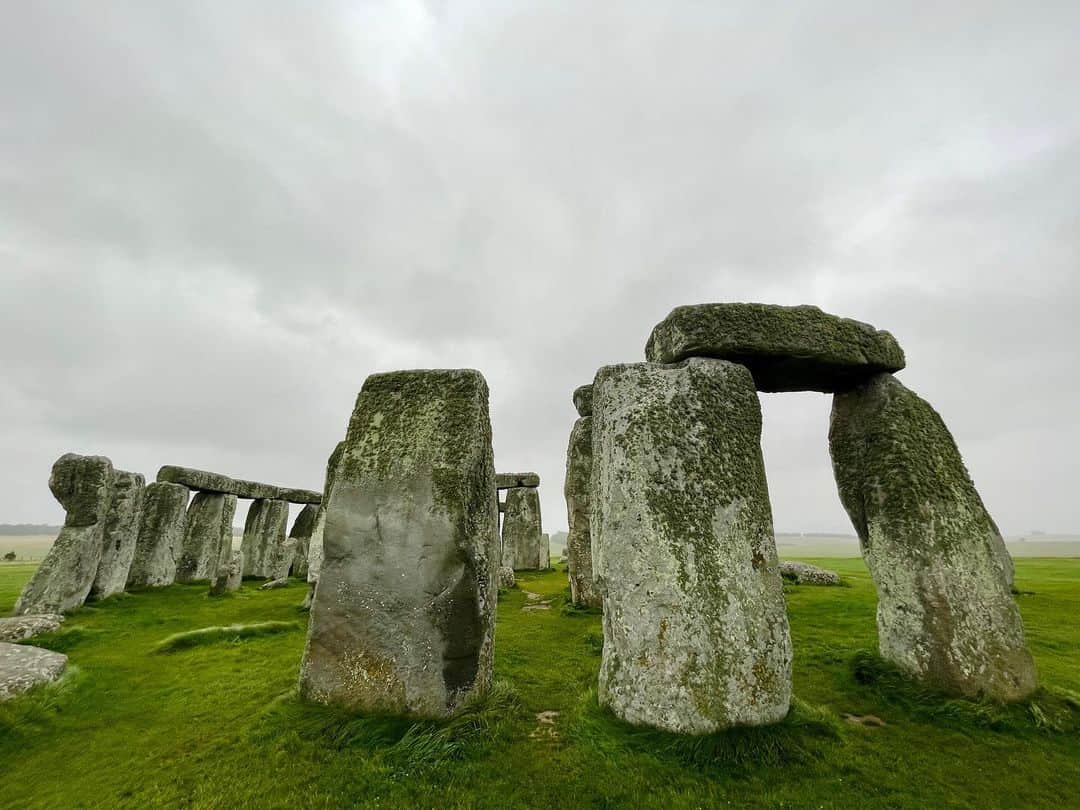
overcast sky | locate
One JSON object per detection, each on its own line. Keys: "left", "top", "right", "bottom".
{"left": 1, "top": 2, "right": 1077, "bottom": 536}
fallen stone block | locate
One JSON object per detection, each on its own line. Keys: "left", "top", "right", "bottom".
{"left": 0, "top": 614, "right": 64, "bottom": 643}
{"left": 0, "top": 642, "right": 68, "bottom": 701}
{"left": 780, "top": 561, "right": 841, "bottom": 586}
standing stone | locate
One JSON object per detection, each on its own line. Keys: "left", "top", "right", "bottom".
{"left": 127, "top": 482, "right": 189, "bottom": 588}
{"left": 241, "top": 499, "right": 289, "bottom": 578}
{"left": 829, "top": 373, "right": 1036, "bottom": 700}
{"left": 565, "top": 416, "right": 601, "bottom": 609}
{"left": 306, "top": 441, "right": 346, "bottom": 590}
{"left": 176, "top": 492, "right": 236, "bottom": 583}
{"left": 14, "top": 454, "right": 115, "bottom": 615}
{"left": 269, "top": 537, "right": 298, "bottom": 580}
{"left": 502, "top": 487, "right": 543, "bottom": 571}
{"left": 91, "top": 470, "right": 146, "bottom": 600}
{"left": 299, "top": 369, "right": 499, "bottom": 718}
{"left": 592, "top": 358, "right": 792, "bottom": 733}
{"left": 209, "top": 550, "right": 244, "bottom": 596}
{"left": 288, "top": 504, "right": 319, "bottom": 579}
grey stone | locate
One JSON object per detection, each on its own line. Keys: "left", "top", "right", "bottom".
{"left": 645, "top": 303, "right": 905, "bottom": 392}
{"left": 260, "top": 577, "right": 290, "bottom": 590}
{"left": 240, "top": 499, "right": 289, "bottom": 578}
{"left": 156, "top": 465, "right": 321, "bottom": 504}
{"left": 573, "top": 384, "right": 594, "bottom": 417}
{"left": 288, "top": 504, "right": 319, "bottom": 579}
{"left": 565, "top": 416, "right": 601, "bottom": 609}
{"left": 779, "top": 560, "right": 841, "bottom": 586}
{"left": 502, "top": 487, "right": 543, "bottom": 571}
{"left": 306, "top": 441, "right": 346, "bottom": 587}
{"left": 0, "top": 642, "right": 68, "bottom": 701}
{"left": 592, "top": 358, "right": 792, "bottom": 733}
{"left": 830, "top": 373, "right": 1036, "bottom": 700}
{"left": 495, "top": 472, "right": 541, "bottom": 489}
{"left": 269, "top": 537, "right": 298, "bottom": 581}
{"left": 91, "top": 470, "right": 146, "bottom": 600}
{"left": 299, "top": 369, "right": 499, "bottom": 718}
{"left": 538, "top": 533, "right": 551, "bottom": 570}
{"left": 209, "top": 550, "right": 244, "bottom": 596}
{"left": 497, "top": 566, "right": 516, "bottom": 589}
{"left": 176, "top": 492, "right": 236, "bottom": 583}
{"left": 0, "top": 614, "right": 64, "bottom": 642}
{"left": 14, "top": 454, "right": 115, "bottom": 615}
{"left": 127, "top": 482, "right": 189, "bottom": 588}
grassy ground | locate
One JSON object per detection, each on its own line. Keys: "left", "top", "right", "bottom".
{"left": 1, "top": 558, "right": 1078, "bottom": 808}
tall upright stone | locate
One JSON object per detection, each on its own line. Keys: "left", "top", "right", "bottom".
{"left": 14, "top": 454, "right": 115, "bottom": 615}
{"left": 592, "top": 358, "right": 792, "bottom": 733}
{"left": 240, "top": 499, "right": 289, "bottom": 578}
{"left": 90, "top": 469, "right": 146, "bottom": 600}
{"left": 306, "top": 441, "right": 346, "bottom": 590}
{"left": 176, "top": 493, "right": 237, "bottom": 583}
{"left": 565, "top": 416, "right": 601, "bottom": 608}
{"left": 829, "top": 373, "right": 1036, "bottom": 700}
{"left": 127, "top": 482, "right": 189, "bottom": 588}
{"left": 299, "top": 369, "right": 499, "bottom": 718}
{"left": 502, "top": 487, "right": 543, "bottom": 571}
{"left": 288, "top": 504, "right": 319, "bottom": 579}
{"left": 537, "top": 533, "right": 551, "bottom": 570}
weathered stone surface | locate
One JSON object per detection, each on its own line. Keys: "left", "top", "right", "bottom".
{"left": 269, "top": 537, "right": 298, "bottom": 581}
{"left": 538, "top": 533, "right": 551, "bottom": 570}
{"left": 497, "top": 567, "right": 516, "bottom": 589}
{"left": 209, "top": 550, "right": 244, "bottom": 596}
{"left": 780, "top": 561, "right": 841, "bottom": 586}
{"left": 91, "top": 470, "right": 146, "bottom": 600}
{"left": 830, "top": 373, "right": 1036, "bottom": 700}
{"left": 0, "top": 642, "right": 68, "bottom": 701}
{"left": 306, "top": 442, "right": 346, "bottom": 587}
{"left": 156, "top": 465, "right": 321, "bottom": 504}
{"left": 502, "top": 487, "right": 543, "bottom": 571}
{"left": 260, "top": 577, "right": 290, "bottom": 590}
{"left": 495, "top": 472, "right": 540, "bottom": 489}
{"left": 176, "top": 492, "right": 236, "bottom": 583}
{"left": 299, "top": 369, "right": 499, "bottom": 718}
{"left": 288, "top": 504, "right": 318, "bottom": 579}
{"left": 127, "top": 482, "right": 189, "bottom": 588}
{"left": 592, "top": 358, "right": 792, "bottom": 733}
{"left": 15, "top": 454, "right": 115, "bottom": 615}
{"left": 645, "top": 303, "right": 905, "bottom": 393}
{"left": 240, "top": 499, "right": 289, "bottom": 578}
{"left": 573, "top": 384, "right": 593, "bottom": 417}
{"left": 0, "top": 614, "right": 64, "bottom": 642}
{"left": 565, "top": 416, "right": 601, "bottom": 609}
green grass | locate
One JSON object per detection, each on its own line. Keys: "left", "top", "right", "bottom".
{"left": 1, "top": 558, "right": 1078, "bottom": 808}
{"left": 153, "top": 621, "right": 300, "bottom": 653}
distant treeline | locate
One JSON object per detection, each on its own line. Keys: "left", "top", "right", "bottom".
{"left": 0, "top": 524, "right": 61, "bottom": 536}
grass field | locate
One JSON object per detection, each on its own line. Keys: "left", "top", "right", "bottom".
{"left": 1, "top": 558, "right": 1078, "bottom": 808}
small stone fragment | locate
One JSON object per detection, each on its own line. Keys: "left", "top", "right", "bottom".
{"left": 127, "top": 482, "right": 189, "bottom": 588}
{"left": 0, "top": 643, "right": 68, "bottom": 701}
{"left": 645, "top": 303, "right": 905, "bottom": 392}
{"left": 260, "top": 577, "right": 290, "bottom": 590}
{"left": 779, "top": 561, "right": 842, "bottom": 586}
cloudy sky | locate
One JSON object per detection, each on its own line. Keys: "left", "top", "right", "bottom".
{"left": 2, "top": 2, "right": 1077, "bottom": 536}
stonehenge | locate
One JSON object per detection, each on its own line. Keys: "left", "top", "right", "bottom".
{"left": 157, "top": 465, "right": 321, "bottom": 504}
{"left": 14, "top": 454, "right": 115, "bottom": 615}
{"left": 591, "top": 358, "right": 792, "bottom": 733}
{"left": 501, "top": 485, "right": 544, "bottom": 571}
{"left": 209, "top": 550, "right": 244, "bottom": 596}
{"left": 128, "top": 482, "right": 189, "bottom": 588}
{"left": 91, "top": 470, "right": 146, "bottom": 600}
{"left": 830, "top": 372, "right": 1036, "bottom": 700}
{"left": 299, "top": 369, "right": 499, "bottom": 718}
{"left": 240, "top": 499, "right": 289, "bottom": 578}
{"left": 306, "top": 440, "right": 346, "bottom": 594}
{"left": 287, "top": 504, "right": 319, "bottom": 579}
{"left": 176, "top": 492, "right": 237, "bottom": 583}
{"left": 564, "top": 385, "right": 601, "bottom": 609}
{"left": 0, "top": 642, "right": 69, "bottom": 701}
{"left": 780, "top": 561, "right": 841, "bottom": 586}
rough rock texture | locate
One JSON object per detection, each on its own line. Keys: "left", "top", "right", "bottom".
{"left": 538, "top": 533, "right": 551, "bottom": 570}
{"left": 502, "top": 487, "right": 543, "bottom": 571}
{"left": 572, "top": 384, "right": 594, "bottom": 417}
{"left": 91, "top": 470, "right": 146, "bottom": 600}
{"left": 645, "top": 303, "right": 905, "bottom": 393}
{"left": 288, "top": 504, "right": 319, "bottom": 579}
{"left": 269, "top": 537, "right": 298, "bottom": 581}
{"left": 307, "top": 442, "right": 346, "bottom": 587}
{"left": 209, "top": 550, "right": 244, "bottom": 596}
{"left": 127, "top": 482, "right": 189, "bottom": 588}
{"left": 780, "top": 561, "right": 841, "bottom": 586}
{"left": 592, "top": 358, "right": 792, "bottom": 733}
{"left": 156, "top": 465, "right": 321, "bottom": 504}
{"left": 830, "top": 373, "right": 1036, "bottom": 700}
{"left": 497, "top": 567, "right": 516, "bottom": 589}
{"left": 14, "top": 454, "right": 115, "bottom": 615}
{"left": 260, "top": 577, "right": 290, "bottom": 590}
{"left": 0, "top": 614, "right": 64, "bottom": 642}
{"left": 565, "top": 416, "right": 601, "bottom": 609}
{"left": 240, "top": 499, "right": 289, "bottom": 578}
{"left": 176, "top": 492, "right": 236, "bottom": 583}
{"left": 0, "top": 643, "right": 68, "bottom": 701}
{"left": 495, "top": 472, "right": 540, "bottom": 489}
{"left": 298, "top": 369, "right": 499, "bottom": 718}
